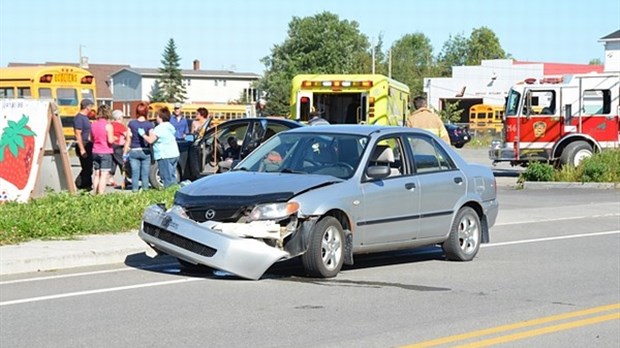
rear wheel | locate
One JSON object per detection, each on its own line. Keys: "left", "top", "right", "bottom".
{"left": 560, "top": 141, "right": 593, "bottom": 167}
{"left": 301, "top": 216, "right": 344, "bottom": 278}
{"left": 443, "top": 207, "right": 481, "bottom": 261}
{"left": 149, "top": 163, "right": 181, "bottom": 189}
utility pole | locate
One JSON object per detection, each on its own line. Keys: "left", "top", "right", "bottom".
{"left": 388, "top": 50, "right": 392, "bottom": 78}
{"left": 371, "top": 37, "right": 375, "bottom": 74}
{"left": 79, "top": 44, "right": 88, "bottom": 68}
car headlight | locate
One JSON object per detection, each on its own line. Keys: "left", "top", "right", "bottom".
{"left": 249, "top": 202, "right": 299, "bottom": 221}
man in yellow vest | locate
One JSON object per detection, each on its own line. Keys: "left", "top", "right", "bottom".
{"left": 407, "top": 96, "right": 450, "bottom": 144}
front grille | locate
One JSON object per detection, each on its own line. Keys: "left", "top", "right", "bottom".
{"left": 186, "top": 206, "right": 247, "bottom": 223}
{"left": 143, "top": 222, "right": 216, "bottom": 257}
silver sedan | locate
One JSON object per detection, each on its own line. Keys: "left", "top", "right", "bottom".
{"left": 139, "top": 125, "right": 499, "bottom": 280}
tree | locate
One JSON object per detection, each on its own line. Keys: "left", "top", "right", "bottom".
{"left": 436, "top": 27, "right": 507, "bottom": 76}
{"left": 436, "top": 33, "right": 468, "bottom": 76}
{"left": 352, "top": 34, "right": 388, "bottom": 75}
{"left": 149, "top": 38, "right": 186, "bottom": 103}
{"left": 589, "top": 58, "right": 603, "bottom": 65}
{"left": 467, "top": 27, "right": 506, "bottom": 65}
{"left": 438, "top": 100, "right": 462, "bottom": 123}
{"left": 257, "top": 12, "right": 370, "bottom": 115}
{"left": 389, "top": 33, "right": 434, "bottom": 96}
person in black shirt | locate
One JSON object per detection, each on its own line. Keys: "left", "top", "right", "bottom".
{"left": 218, "top": 136, "right": 241, "bottom": 172}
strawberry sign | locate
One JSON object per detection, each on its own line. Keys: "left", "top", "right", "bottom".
{"left": 0, "top": 100, "right": 49, "bottom": 203}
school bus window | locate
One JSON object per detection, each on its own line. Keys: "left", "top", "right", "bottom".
{"left": 80, "top": 88, "right": 95, "bottom": 101}
{"left": 18, "top": 87, "right": 31, "bottom": 98}
{"left": 57, "top": 88, "right": 78, "bottom": 106}
{"left": 39, "top": 88, "right": 52, "bottom": 98}
{"left": 0, "top": 87, "right": 14, "bottom": 98}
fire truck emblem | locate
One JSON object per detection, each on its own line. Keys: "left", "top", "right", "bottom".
{"left": 533, "top": 121, "right": 547, "bottom": 138}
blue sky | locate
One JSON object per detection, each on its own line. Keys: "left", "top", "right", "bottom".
{"left": 1, "top": 0, "right": 618, "bottom": 74}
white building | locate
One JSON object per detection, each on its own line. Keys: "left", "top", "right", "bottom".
{"left": 111, "top": 60, "right": 260, "bottom": 116}
{"left": 599, "top": 29, "right": 620, "bottom": 72}
{"left": 422, "top": 30, "right": 617, "bottom": 122}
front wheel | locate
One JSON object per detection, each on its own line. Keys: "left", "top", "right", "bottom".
{"left": 301, "top": 216, "right": 345, "bottom": 278}
{"left": 443, "top": 207, "right": 481, "bottom": 261}
{"left": 560, "top": 141, "right": 593, "bottom": 167}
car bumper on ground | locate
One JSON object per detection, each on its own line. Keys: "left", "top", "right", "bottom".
{"left": 139, "top": 204, "right": 290, "bottom": 280}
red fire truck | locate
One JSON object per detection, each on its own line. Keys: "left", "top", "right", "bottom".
{"left": 489, "top": 73, "right": 619, "bottom": 166}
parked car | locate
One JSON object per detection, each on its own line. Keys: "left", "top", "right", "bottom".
{"left": 445, "top": 123, "right": 471, "bottom": 148}
{"left": 139, "top": 125, "right": 499, "bottom": 280}
{"left": 126, "top": 117, "right": 304, "bottom": 189}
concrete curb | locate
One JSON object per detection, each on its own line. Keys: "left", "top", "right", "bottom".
{"left": 523, "top": 181, "right": 619, "bottom": 190}
{"left": 0, "top": 231, "right": 148, "bottom": 276}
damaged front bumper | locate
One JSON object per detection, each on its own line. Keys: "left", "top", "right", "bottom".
{"left": 139, "top": 204, "right": 291, "bottom": 280}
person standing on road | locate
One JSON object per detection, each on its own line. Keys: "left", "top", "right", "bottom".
{"left": 123, "top": 102, "right": 153, "bottom": 192}
{"left": 90, "top": 106, "right": 115, "bottom": 195}
{"left": 73, "top": 99, "right": 94, "bottom": 190}
{"left": 141, "top": 107, "right": 180, "bottom": 188}
{"left": 187, "top": 107, "right": 211, "bottom": 180}
{"left": 108, "top": 109, "right": 127, "bottom": 187}
{"left": 407, "top": 96, "right": 450, "bottom": 144}
{"left": 170, "top": 102, "right": 190, "bottom": 181}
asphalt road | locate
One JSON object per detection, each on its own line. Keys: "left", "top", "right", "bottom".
{"left": 1, "top": 184, "right": 618, "bottom": 347}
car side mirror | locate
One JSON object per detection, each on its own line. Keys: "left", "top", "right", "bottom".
{"left": 366, "top": 165, "right": 390, "bottom": 179}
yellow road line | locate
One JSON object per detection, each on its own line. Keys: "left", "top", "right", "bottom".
{"left": 457, "top": 312, "right": 620, "bottom": 348}
{"left": 403, "top": 303, "right": 620, "bottom": 348}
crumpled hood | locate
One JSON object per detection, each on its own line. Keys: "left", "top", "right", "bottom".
{"left": 174, "top": 172, "right": 342, "bottom": 207}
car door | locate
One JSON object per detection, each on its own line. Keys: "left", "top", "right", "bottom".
{"left": 405, "top": 134, "right": 466, "bottom": 240}
{"left": 359, "top": 136, "right": 421, "bottom": 245}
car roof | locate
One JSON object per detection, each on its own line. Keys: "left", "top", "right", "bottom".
{"left": 215, "top": 117, "right": 304, "bottom": 128}
{"left": 284, "top": 124, "right": 408, "bottom": 136}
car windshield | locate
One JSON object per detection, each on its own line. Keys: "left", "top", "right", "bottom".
{"left": 234, "top": 132, "right": 369, "bottom": 179}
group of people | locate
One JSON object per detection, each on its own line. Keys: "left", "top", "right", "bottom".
{"left": 73, "top": 99, "right": 127, "bottom": 194}
{"left": 73, "top": 101, "right": 212, "bottom": 194}
{"left": 72, "top": 95, "right": 448, "bottom": 193}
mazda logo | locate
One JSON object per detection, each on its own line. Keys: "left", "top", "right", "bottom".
{"left": 205, "top": 209, "right": 216, "bottom": 220}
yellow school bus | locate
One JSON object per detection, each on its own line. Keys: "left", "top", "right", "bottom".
{"left": 148, "top": 102, "right": 250, "bottom": 126}
{"left": 468, "top": 104, "right": 504, "bottom": 133}
{"left": 0, "top": 65, "right": 97, "bottom": 140}
{"left": 290, "top": 74, "right": 410, "bottom": 126}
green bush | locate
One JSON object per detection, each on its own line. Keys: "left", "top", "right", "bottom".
{"left": 581, "top": 149, "right": 620, "bottom": 183}
{"left": 519, "top": 162, "right": 555, "bottom": 182}
{"left": 521, "top": 149, "right": 620, "bottom": 184}
{"left": 0, "top": 188, "right": 177, "bottom": 245}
